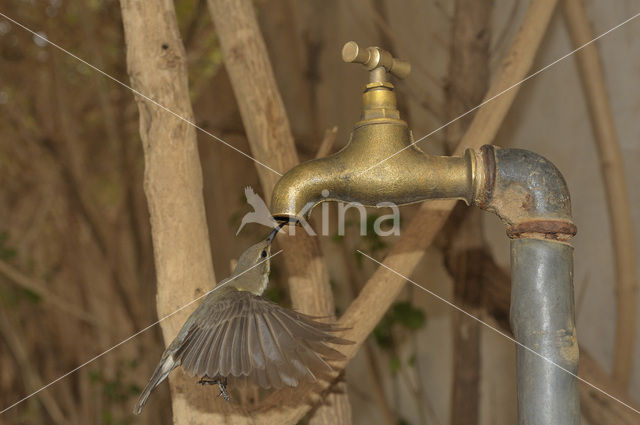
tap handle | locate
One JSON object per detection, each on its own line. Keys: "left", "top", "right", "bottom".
{"left": 341, "top": 41, "right": 411, "bottom": 80}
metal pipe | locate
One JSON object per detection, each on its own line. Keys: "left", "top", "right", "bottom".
{"left": 269, "top": 43, "right": 581, "bottom": 424}
{"left": 511, "top": 239, "right": 579, "bottom": 424}
{"left": 474, "top": 145, "right": 576, "bottom": 236}
{"left": 477, "top": 145, "right": 580, "bottom": 424}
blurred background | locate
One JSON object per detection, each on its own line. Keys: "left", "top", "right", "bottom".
{"left": 0, "top": 0, "right": 639, "bottom": 424}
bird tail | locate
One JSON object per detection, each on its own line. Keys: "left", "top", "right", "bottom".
{"left": 133, "top": 355, "right": 177, "bottom": 415}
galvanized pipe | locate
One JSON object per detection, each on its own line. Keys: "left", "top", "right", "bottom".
{"left": 510, "top": 239, "right": 579, "bottom": 424}
{"left": 477, "top": 145, "right": 580, "bottom": 424}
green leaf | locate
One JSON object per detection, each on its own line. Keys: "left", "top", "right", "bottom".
{"left": 128, "top": 384, "right": 141, "bottom": 396}
{"left": 0, "top": 231, "right": 17, "bottom": 260}
{"left": 408, "top": 354, "right": 416, "bottom": 367}
{"left": 88, "top": 370, "right": 102, "bottom": 383}
{"left": 361, "top": 215, "right": 387, "bottom": 253}
{"left": 0, "top": 287, "right": 19, "bottom": 306}
{"left": 0, "top": 247, "right": 16, "bottom": 260}
{"left": 353, "top": 251, "right": 363, "bottom": 269}
{"left": 22, "top": 288, "right": 41, "bottom": 304}
{"left": 372, "top": 314, "right": 394, "bottom": 349}
{"left": 264, "top": 287, "right": 283, "bottom": 303}
{"left": 101, "top": 410, "right": 113, "bottom": 425}
{"left": 392, "top": 301, "right": 426, "bottom": 330}
{"left": 103, "top": 380, "right": 119, "bottom": 400}
{"left": 389, "top": 355, "right": 401, "bottom": 373}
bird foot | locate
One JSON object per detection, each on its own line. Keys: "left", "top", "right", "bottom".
{"left": 197, "top": 376, "right": 230, "bottom": 402}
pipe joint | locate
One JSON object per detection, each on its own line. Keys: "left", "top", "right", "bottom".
{"left": 474, "top": 145, "right": 577, "bottom": 241}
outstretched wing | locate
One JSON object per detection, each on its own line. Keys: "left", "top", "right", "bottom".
{"left": 173, "top": 290, "right": 351, "bottom": 389}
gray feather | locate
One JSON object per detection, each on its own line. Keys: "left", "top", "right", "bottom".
{"left": 173, "top": 289, "right": 351, "bottom": 389}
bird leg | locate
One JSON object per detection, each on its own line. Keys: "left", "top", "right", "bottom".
{"left": 197, "top": 376, "right": 230, "bottom": 402}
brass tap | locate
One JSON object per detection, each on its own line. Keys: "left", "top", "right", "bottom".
{"left": 342, "top": 41, "right": 409, "bottom": 122}
{"left": 270, "top": 42, "right": 475, "bottom": 222}
{"left": 341, "top": 41, "right": 411, "bottom": 83}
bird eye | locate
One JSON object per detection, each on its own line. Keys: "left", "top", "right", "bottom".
{"left": 261, "top": 250, "right": 267, "bottom": 258}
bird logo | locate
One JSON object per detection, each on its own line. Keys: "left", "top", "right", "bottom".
{"left": 236, "top": 186, "right": 279, "bottom": 235}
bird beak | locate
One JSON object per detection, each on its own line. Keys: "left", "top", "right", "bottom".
{"left": 266, "top": 221, "right": 286, "bottom": 244}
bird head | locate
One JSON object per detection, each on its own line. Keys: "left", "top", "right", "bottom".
{"left": 229, "top": 239, "right": 272, "bottom": 294}
{"left": 230, "top": 223, "right": 285, "bottom": 294}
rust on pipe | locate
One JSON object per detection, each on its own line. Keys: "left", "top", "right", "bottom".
{"left": 475, "top": 144, "right": 576, "bottom": 237}
{"left": 507, "top": 220, "right": 577, "bottom": 240}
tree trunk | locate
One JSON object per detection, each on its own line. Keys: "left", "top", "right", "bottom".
{"left": 443, "top": 1, "right": 493, "bottom": 424}
{"left": 205, "top": 0, "right": 352, "bottom": 424}
{"left": 120, "top": 0, "right": 222, "bottom": 422}
{"left": 563, "top": 0, "right": 638, "bottom": 389}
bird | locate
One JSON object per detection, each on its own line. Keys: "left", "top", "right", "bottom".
{"left": 133, "top": 225, "right": 351, "bottom": 414}
{"left": 236, "top": 186, "right": 279, "bottom": 235}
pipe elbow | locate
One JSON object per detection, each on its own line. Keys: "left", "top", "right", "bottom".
{"left": 476, "top": 145, "right": 576, "bottom": 240}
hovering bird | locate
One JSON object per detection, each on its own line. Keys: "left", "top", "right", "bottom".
{"left": 236, "top": 186, "right": 279, "bottom": 235}
{"left": 134, "top": 225, "right": 351, "bottom": 414}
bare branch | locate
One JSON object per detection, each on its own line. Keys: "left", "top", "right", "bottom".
{"left": 563, "top": 0, "right": 638, "bottom": 388}
{"left": 0, "top": 260, "right": 107, "bottom": 330}
{"left": 315, "top": 126, "right": 338, "bottom": 159}
{"left": 0, "top": 310, "right": 68, "bottom": 425}
{"left": 206, "top": 0, "right": 352, "bottom": 423}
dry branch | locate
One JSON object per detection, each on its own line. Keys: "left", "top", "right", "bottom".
{"left": 49, "top": 56, "right": 142, "bottom": 331}
{"left": 339, "top": 237, "right": 395, "bottom": 425}
{"left": 444, "top": 1, "right": 493, "bottom": 423}
{"left": 0, "top": 260, "right": 105, "bottom": 329}
{"left": 119, "top": 0, "right": 220, "bottom": 423}
{"left": 563, "top": 0, "right": 638, "bottom": 388}
{"left": 315, "top": 126, "right": 338, "bottom": 159}
{"left": 0, "top": 310, "right": 67, "bottom": 425}
{"left": 205, "top": 0, "right": 351, "bottom": 423}
{"left": 579, "top": 351, "right": 640, "bottom": 424}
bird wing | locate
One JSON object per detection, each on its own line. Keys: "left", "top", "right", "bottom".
{"left": 173, "top": 289, "right": 351, "bottom": 389}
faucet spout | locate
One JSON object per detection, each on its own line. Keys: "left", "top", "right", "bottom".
{"left": 270, "top": 120, "right": 476, "bottom": 221}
